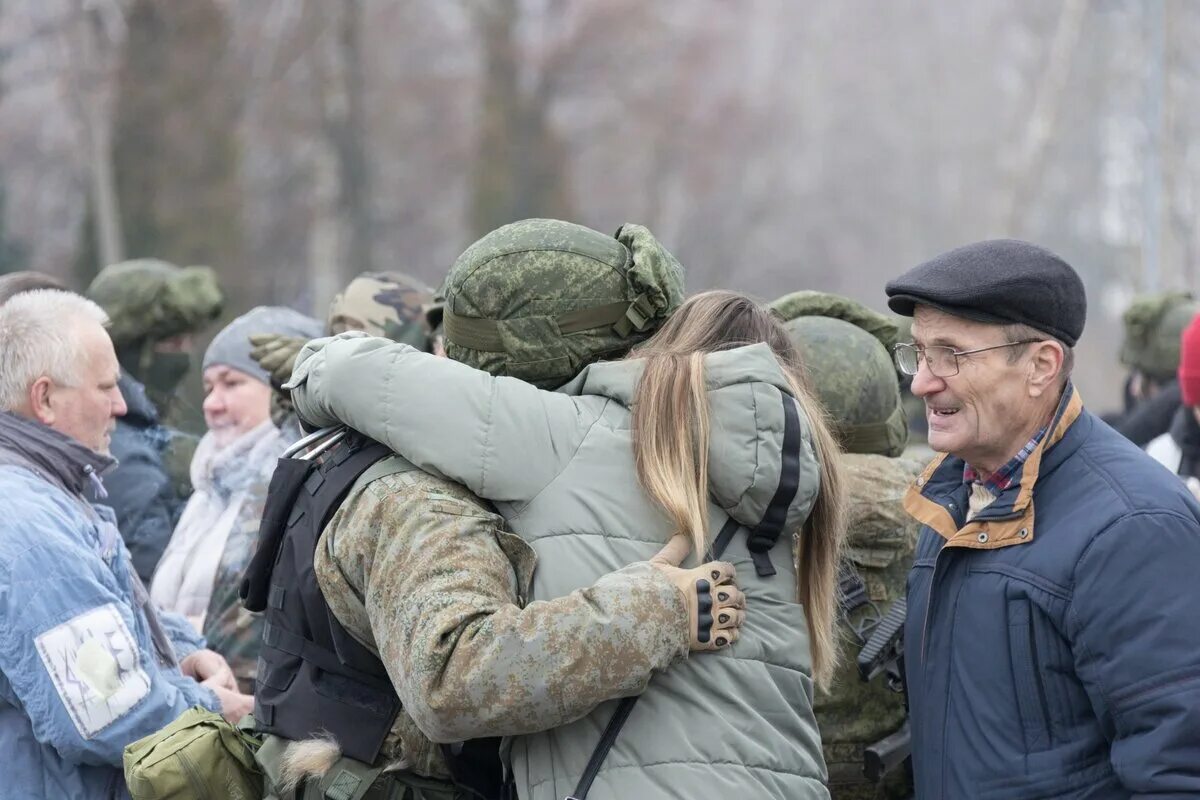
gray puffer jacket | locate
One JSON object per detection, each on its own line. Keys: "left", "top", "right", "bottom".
{"left": 289, "top": 334, "right": 830, "bottom": 800}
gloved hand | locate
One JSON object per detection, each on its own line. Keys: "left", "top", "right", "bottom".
{"left": 650, "top": 534, "right": 745, "bottom": 651}
{"left": 249, "top": 333, "right": 306, "bottom": 392}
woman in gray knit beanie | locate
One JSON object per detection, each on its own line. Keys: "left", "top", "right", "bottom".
{"left": 152, "top": 305, "right": 322, "bottom": 692}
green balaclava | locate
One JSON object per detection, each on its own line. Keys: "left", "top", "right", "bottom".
{"left": 441, "top": 219, "right": 685, "bottom": 388}
{"left": 1120, "top": 291, "right": 1200, "bottom": 382}
{"left": 87, "top": 259, "right": 224, "bottom": 410}
{"left": 773, "top": 292, "right": 908, "bottom": 457}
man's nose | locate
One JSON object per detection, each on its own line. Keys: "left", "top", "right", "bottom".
{"left": 909, "top": 359, "right": 945, "bottom": 398}
{"left": 112, "top": 388, "right": 128, "bottom": 418}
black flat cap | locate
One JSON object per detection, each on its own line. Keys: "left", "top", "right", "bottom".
{"left": 885, "top": 239, "right": 1086, "bottom": 346}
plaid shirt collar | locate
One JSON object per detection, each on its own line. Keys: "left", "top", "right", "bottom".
{"left": 963, "top": 427, "right": 1047, "bottom": 494}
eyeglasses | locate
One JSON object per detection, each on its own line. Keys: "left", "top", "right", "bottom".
{"left": 892, "top": 340, "right": 1042, "bottom": 378}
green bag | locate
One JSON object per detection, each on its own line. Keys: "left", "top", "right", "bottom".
{"left": 124, "top": 706, "right": 263, "bottom": 800}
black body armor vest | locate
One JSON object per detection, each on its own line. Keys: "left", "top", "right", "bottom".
{"left": 241, "top": 431, "right": 507, "bottom": 799}
{"left": 241, "top": 433, "right": 400, "bottom": 763}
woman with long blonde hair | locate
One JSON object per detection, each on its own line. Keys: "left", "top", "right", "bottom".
{"left": 631, "top": 290, "right": 846, "bottom": 687}
{"left": 288, "top": 220, "right": 846, "bottom": 800}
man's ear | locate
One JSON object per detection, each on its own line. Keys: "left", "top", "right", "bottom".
{"left": 1027, "top": 341, "right": 1064, "bottom": 397}
{"left": 27, "top": 376, "right": 56, "bottom": 426}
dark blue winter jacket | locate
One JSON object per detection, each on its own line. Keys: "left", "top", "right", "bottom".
{"left": 105, "top": 373, "right": 191, "bottom": 582}
{"left": 904, "top": 385, "right": 1200, "bottom": 798}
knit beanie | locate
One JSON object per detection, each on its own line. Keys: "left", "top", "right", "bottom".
{"left": 1177, "top": 312, "right": 1200, "bottom": 406}
{"left": 204, "top": 306, "right": 322, "bottom": 386}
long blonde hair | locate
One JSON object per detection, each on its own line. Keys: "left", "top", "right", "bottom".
{"left": 630, "top": 290, "right": 847, "bottom": 688}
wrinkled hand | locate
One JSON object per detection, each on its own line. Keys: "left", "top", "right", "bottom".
{"left": 208, "top": 684, "right": 255, "bottom": 725}
{"left": 649, "top": 534, "right": 745, "bottom": 652}
{"left": 249, "top": 333, "right": 306, "bottom": 392}
{"left": 180, "top": 648, "right": 237, "bottom": 692}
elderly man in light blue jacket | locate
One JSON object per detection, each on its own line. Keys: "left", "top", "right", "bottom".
{"left": 0, "top": 289, "right": 251, "bottom": 799}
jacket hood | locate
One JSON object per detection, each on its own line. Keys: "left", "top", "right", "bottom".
{"left": 118, "top": 372, "right": 159, "bottom": 428}
{"left": 0, "top": 410, "right": 116, "bottom": 496}
{"left": 562, "top": 342, "right": 821, "bottom": 533}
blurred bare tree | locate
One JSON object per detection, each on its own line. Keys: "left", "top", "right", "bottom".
{"left": 105, "top": 0, "right": 242, "bottom": 278}
{"left": 4, "top": 0, "right": 1200, "bottom": 404}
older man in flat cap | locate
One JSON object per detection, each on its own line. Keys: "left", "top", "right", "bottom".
{"left": 886, "top": 239, "right": 1200, "bottom": 799}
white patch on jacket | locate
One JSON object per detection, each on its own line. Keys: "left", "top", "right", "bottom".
{"left": 34, "top": 603, "right": 151, "bottom": 738}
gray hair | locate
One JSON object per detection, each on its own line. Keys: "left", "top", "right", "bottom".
{"left": 1003, "top": 322, "right": 1074, "bottom": 384}
{"left": 0, "top": 290, "right": 110, "bottom": 411}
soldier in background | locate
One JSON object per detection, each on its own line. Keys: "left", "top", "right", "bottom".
{"left": 774, "top": 291, "right": 921, "bottom": 800}
{"left": 1106, "top": 291, "right": 1199, "bottom": 446}
{"left": 86, "top": 259, "right": 224, "bottom": 581}
{"left": 250, "top": 271, "right": 434, "bottom": 428}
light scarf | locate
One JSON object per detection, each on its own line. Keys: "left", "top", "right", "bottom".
{"left": 150, "top": 420, "right": 284, "bottom": 629}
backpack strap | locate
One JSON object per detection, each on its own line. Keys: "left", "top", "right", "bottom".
{"left": 743, "top": 392, "right": 804, "bottom": 577}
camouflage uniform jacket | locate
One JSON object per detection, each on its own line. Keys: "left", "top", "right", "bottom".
{"left": 815, "top": 452, "right": 924, "bottom": 799}
{"left": 314, "top": 464, "right": 690, "bottom": 780}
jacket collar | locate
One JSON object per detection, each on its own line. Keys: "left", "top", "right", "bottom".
{"left": 903, "top": 382, "right": 1084, "bottom": 550}
{"left": 0, "top": 410, "right": 116, "bottom": 497}
{"left": 117, "top": 371, "right": 159, "bottom": 427}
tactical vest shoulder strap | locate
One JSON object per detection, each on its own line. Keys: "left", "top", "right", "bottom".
{"left": 352, "top": 453, "right": 418, "bottom": 490}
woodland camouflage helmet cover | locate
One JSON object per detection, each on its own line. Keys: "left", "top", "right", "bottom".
{"left": 771, "top": 291, "right": 908, "bottom": 457}
{"left": 87, "top": 258, "right": 223, "bottom": 349}
{"left": 327, "top": 271, "right": 434, "bottom": 350}
{"left": 441, "top": 219, "right": 685, "bottom": 388}
{"left": 1120, "top": 291, "right": 1200, "bottom": 381}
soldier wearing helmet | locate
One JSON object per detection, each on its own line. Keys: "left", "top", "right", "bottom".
{"left": 773, "top": 290, "right": 923, "bottom": 800}
{"left": 249, "top": 271, "right": 435, "bottom": 428}
{"left": 276, "top": 220, "right": 846, "bottom": 799}
{"left": 1106, "top": 292, "right": 1200, "bottom": 447}
{"left": 86, "top": 259, "right": 223, "bottom": 580}
{"left": 244, "top": 220, "right": 766, "bottom": 799}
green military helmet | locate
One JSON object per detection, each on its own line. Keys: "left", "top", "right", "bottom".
{"left": 1120, "top": 291, "right": 1200, "bottom": 381}
{"left": 784, "top": 315, "right": 908, "bottom": 457}
{"left": 327, "top": 271, "right": 434, "bottom": 350}
{"left": 88, "top": 258, "right": 223, "bottom": 349}
{"left": 87, "top": 259, "right": 223, "bottom": 409}
{"left": 441, "top": 219, "right": 685, "bottom": 388}
{"left": 770, "top": 289, "right": 901, "bottom": 351}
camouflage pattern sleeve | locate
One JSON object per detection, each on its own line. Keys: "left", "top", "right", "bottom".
{"left": 315, "top": 470, "right": 690, "bottom": 745}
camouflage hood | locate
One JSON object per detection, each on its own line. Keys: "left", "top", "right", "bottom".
{"left": 773, "top": 291, "right": 908, "bottom": 457}
{"left": 327, "top": 271, "right": 434, "bottom": 350}
{"left": 442, "top": 219, "right": 685, "bottom": 388}
{"left": 1121, "top": 291, "right": 1200, "bottom": 380}
{"left": 87, "top": 259, "right": 223, "bottom": 349}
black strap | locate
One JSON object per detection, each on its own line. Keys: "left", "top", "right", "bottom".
{"left": 707, "top": 517, "right": 740, "bottom": 562}
{"left": 571, "top": 518, "right": 741, "bottom": 800}
{"left": 744, "top": 394, "right": 804, "bottom": 577}
{"left": 261, "top": 622, "right": 393, "bottom": 691}
{"left": 566, "top": 694, "right": 639, "bottom": 800}
{"left": 568, "top": 395, "right": 804, "bottom": 799}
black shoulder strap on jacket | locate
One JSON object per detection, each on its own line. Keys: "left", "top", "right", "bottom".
{"left": 568, "top": 394, "right": 806, "bottom": 800}
{"left": 744, "top": 393, "right": 804, "bottom": 577}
